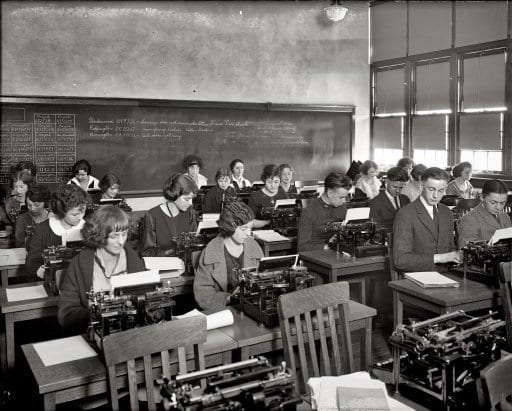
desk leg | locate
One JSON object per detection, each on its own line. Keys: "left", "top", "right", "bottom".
{"left": 0, "top": 270, "right": 7, "bottom": 287}
{"left": 43, "top": 392, "right": 56, "bottom": 411}
{"left": 0, "top": 321, "right": 6, "bottom": 372}
{"left": 362, "top": 318, "right": 372, "bottom": 370}
{"left": 360, "top": 279, "right": 367, "bottom": 306}
{"left": 5, "top": 313, "right": 14, "bottom": 371}
{"left": 393, "top": 290, "right": 403, "bottom": 328}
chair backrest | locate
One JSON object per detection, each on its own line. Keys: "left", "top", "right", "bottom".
{"left": 499, "top": 262, "right": 512, "bottom": 348}
{"left": 387, "top": 232, "right": 401, "bottom": 281}
{"left": 477, "top": 354, "right": 512, "bottom": 410}
{"left": 102, "top": 316, "right": 207, "bottom": 411}
{"left": 277, "top": 282, "right": 354, "bottom": 396}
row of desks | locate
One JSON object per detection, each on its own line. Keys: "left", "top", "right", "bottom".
{"left": 23, "top": 303, "right": 376, "bottom": 411}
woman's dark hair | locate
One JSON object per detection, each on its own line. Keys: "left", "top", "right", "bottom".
{"left": 386, "top": 167, "right": 408, "bottom": 182}
{"left": 99, "top": 173, "right": 121, "bottom": 193}
{"left": 163, "top": 173, "right": 198, "bottom": 201}
{"left": 50, "top": 184, "right": 90, "bottom": 219}
{"left": 260, "top": 164, "right": 280, "bottom": 182}
{"left": 360, "top": 160, "right": 378, "bottom": 175}
{"left": 229, "top": 159, "right": 244, "bottom": 173}
{"left": 10, "top": 170, "right": 34, "bottom": 187}
{"left": 182, "top": 154, "right": 203, "bottom": 171}
{"left": 215, "top": 168, "right": 231, "bottom": 183}
{"left": 81, "top": 205, "right": 130, "bottom": 248}
{"left": 218, "top": 201, "right": 254, "bottom": 238}
{"left": 410, "top": 164, "right": 427, "bottom": 182}
{"left": 12, "top": 161, "right": 37, "bottom": 176}
{"left": 324, "top": 172, "right": 352, "bottom": 191}
{"left": 397, "top": 157, "right": 415, "bottom": 169}
{"left": 26, "top": 184, "right": 51, "bottom": 207}
{"left": 482, "top": 179, "right": 509, "bottom": 197}
{"left": 72, "top": 159, "right": 92, "bottom": 175}
{"left": 452, "top": 162, "right": 472, "bottom": 178}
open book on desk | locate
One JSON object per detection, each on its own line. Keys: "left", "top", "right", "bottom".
{"left": 404, "top": 272, "right": 459, "bottom": 288}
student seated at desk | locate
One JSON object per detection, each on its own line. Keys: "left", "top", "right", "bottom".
{"left": 401, "top": 163, "right": 427, "bottom": 202}
{"left": 58, "top": 206, "right": 144, "bottom": 335}
{"left": 26, "top": 184, "right": 90, "bottom": 281}
{"left": 141, "top": 173, "right": 198, "bottom": 256}
{"left": 396, "top": 157, "right": 415, "bottom": 181}
{"left": 457, "top": 179, "right": 511, "bottom": 248}
{"left": 68, "top": 159, "right": 100, "bottom": 192}
{"left": 0, "top": 169, "right": 33, "bottom": 225}
{"left": 98, "top": 173, "right": 122, "bottom": 201}
{"left": 370, "top": 167, "right": 410, "bottom": 232}
{"left": 297, "top": 172, "right": 351, "bottom": 252}
{"left": 182, "top": 154, "right": 208, "bottom": 189}
{"left": 279, "top": 163, "right": 298, "bottom": 195}
{"left": 15, "top": 184, "right": 51, "bottom": 249}
{"left": 393, "top": 167, "right": 461, "bottom": 273}
{"left": 202, "top": 168, "right": 237, "bottom": 213}
{"left": 355, "top": 160, "right": 381, "bottom": 200}
{"left": 248, "top": 164, "right": 288, "bottom": 227}
{"left": 194, "top": 201, "right": 263, "bottom": 311}
{"left": 446, "top": 161, "right": 473, "bottom": 199}
{"left": 230, "top": 158, "right": 251, "bottom": 192}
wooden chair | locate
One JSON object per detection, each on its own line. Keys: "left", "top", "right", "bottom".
{"left": 499, "top": 262, "right": 512, "bottom": 348}
{"left": 102, "top": 316, "right": 207, "bottom": 411}
{"left": 277, "top": 282, "right": 354, "bottom": 396}
{"left": 477, "top": 353, "right": 512, "bottom": 410}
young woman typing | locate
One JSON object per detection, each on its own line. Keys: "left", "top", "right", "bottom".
{"left": 446, "top": 162, "right": 473, "bottom": 199}
{"left": 15, "top": 184, "right": 51, "bottom": 248}
{"left": 141, "top": 173, "right": 198, "bottom": 256}
{"left": 194, "top": 201, "right": 263, "bottom": 311}
{"left": 0, "top": 170, "right": 33, "bottom": 225}
{"left": 354, "top": 160, "right": 380, "bottom": 200}
{"left": 202, "top": 168, "right": 237, "bottom": 213}
{"left": 26, "top": 184, "right": 90, "bottom": 281}
{"left": 58, "top": 205, "right": 144, "bottom": 336}
{"left": 182, "top": 154, "right": 208, "bottom": 189}
{"left": 68, "top": 159, "right": 100, "bottom": 192}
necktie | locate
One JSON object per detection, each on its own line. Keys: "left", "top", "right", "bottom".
{"left": 394, "top": 196, "right": 400, "bottom": 210}
{"left": 433, "top": 206, "right": 440, "bottom": 231}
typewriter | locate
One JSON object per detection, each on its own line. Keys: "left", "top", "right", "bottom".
{"left": 454, "top": 240, "right": 512, "bottom": 285}
{"left": 233, "top": 255, "right": 315, "bottom": 327}
{"left": 159, "top": 356, "right": 302, "bottom": 411}
{"left": 326, "top": 219, "right": 387, "bottom": 258}
{"left": 173, "top": 232, "right": 209, "bottom": 276}
{"left": 42, "top": 243, "right": 84, "bottom": 295}
{"left": 87, "top": 198, "right": 132, "bottom": 214}
{"left": 259, "top": 202, "right": 301, "bottom": 237}
{"left": 88, "top": 280, "right": 175, "bottom": 350}
{"left": 7, "top": 202, "right": 27, "bottom": 223}
{"left": 384, "top": 310, "right": 506, "bottom": 410}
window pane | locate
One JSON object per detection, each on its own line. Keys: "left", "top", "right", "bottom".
{"left": 456, "top": 1, "right": 508, "bottom": 47}
{"left": 415, "top": 61, "right": 450, "bottom": 111}
{"left": 371, "top": 3, "right": 407, "bottom": 61}
{"left": 488, "top": 152, "right": 502, "bottom": 172}
{"left": 409, "top": 1, "right": 451, "bottom": 54}
{"left": 412, "top": 115, "right": 447, "bottom": 150}
{"left": 374, "top": 148, "right": 403, "bottom": 170}
{"left": 375, "top": 67, "right": 405, "bottom": 114}
{"left": 463, "top": 52, "right": 506, "bottom": 109}
{"left": 373, "top": 117, "right": 402, "bottom": 148}
{"left": 459, "top": 113, "right": 502, "bottom": 150}
{"left": 413, "top": 149, "right": 447, "bottom": 168}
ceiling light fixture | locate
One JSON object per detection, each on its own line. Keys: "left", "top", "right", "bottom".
{"left": 324, "top": 0, "right": 348, "bottom": 22}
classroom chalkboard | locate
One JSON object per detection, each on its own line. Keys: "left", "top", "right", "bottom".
{"left": 0, "top": 97, "right": 354, "bottom": 194}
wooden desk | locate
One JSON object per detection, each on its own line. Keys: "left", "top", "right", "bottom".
{"left": 222, "top": 302, "right": 376, "bottom": 370}
{"left": 389, "top": 275, "right": 500, "bottom": 328}
{"left": 23, "top": 330, "right": 237, "bottom": 411}
{"left": 255, "top": 237, "right": 297, "bottom": 257}
{"left": 299, "top": 249, "right": 387, "bottom": 304}
{"left": 0, "top": 247, "right": 27, "bottom": 285}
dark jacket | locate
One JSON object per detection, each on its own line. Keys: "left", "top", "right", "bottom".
{"left": 58, "top": 246, "right": 144, "bottom": 335}
{"left": 26, "top": 219, "right": 63, "bottom": 280}
{"left": 369, "top": 192, "right": 410, "bottom": 232}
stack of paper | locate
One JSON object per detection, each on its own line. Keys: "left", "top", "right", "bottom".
{"left": 6, "top": 284, "right": 48, "bottom": 302}
{"left": 33, "top": 335, "right": 97, "bottom": 366}
{"left": 404, "top": 272, "right": 459, "bottom": 288}
{"left": 174, "top": 309, "right": 234, "bottom": 330}
{"left": 252, "top": 230, "right": 289, "bottom": 242}
{"left": 110, "top": 269, "right": 160, "bottom": 290}
{"left": 274, "top": 198, "right": 297, "bottom": 209}
{"left": 143, "top": 257, "right": 185, "bottom": 278}
{"left": 0, "top": 248, "right": 27, "bottom": 265}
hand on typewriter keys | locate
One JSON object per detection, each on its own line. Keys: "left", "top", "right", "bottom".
{"left": 163, "top": 240, "right": 178, "bottom": 257}
{"left": 434, "top": 250, "right": 462, "bottom": 265}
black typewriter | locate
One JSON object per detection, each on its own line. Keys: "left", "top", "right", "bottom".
{"left": 87, "top": 198, "right": 132, "bottom": 214}
{"left": 87, "top": 280, "right": 175, "bottom": 350}
{"left": 325, "top": 219, "right": 387, "bottom": 258}
{"left": 42, "top": 243, "right": 84, "bottom": 295}
{"left": 159, "top": 356, "right": 302, "bottom": 411}
{"left": 233, "top": 255, "right": 314, "bottom": 327}
{"left": 259, "top": 201, "right": 301, "bottom": 237}
{"left": 172, "top": 232, "right": 209, "bottom": 275}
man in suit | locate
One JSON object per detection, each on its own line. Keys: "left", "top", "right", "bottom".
{"left": 393, "top": 167, "right": 461, "bottom": 273}
{"left": 370, "top": 167, "right": 410, "bottom": 231}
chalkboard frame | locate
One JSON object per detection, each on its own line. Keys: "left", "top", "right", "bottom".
{"left": 0, "top": 95, "right": 355, "bottom": 197}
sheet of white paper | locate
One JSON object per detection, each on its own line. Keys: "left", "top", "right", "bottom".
{"left": 300, "top": 185, "right": 318, "bottom": 192}
{"left": 6, "top": 285, "right": 48, "bottom": 302}
{"left": 110, "top": 269, "right": 160, "bottom": 290}
{"left": 274, "top": 198, "right": 297, "bottom": 209}
{"left": 489, "top": 226, "right": 512, "bottom": 246}
{"left": 65, "top": 228, "right": 83, "bottom": 243}
{"left": 404, "top": 272, "right": 459, "bottom": 288}
{"left": 174, "top": 309, "right": 234, "bottom": 330}
{"left": 344, "top": 207, "right": 370, "bottom": 223}
{"left": 0, "top": 248, "right": 27, "bottom": 266}
{"left": 252, "top": 230, "right": 289, "bottom": 242}
{"left": 143, "top": 257, "right": 184, "bottom": 272}
{"left": 202, "top": 213, "right": 220, "bottom": 221}
{"left": 196, "top": 219, "right": 218, "bottom": 234}
{"left": 33, "top": 335, "right": 98, "bottom": 366}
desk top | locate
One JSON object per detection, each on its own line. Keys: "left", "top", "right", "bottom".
{"left": 299, "top": 249, "right": 386, "bottom": 269}
{"left": 22, "top": 329, "right": 237, "bottom": 395}
{"left": 0, "top": 281, "right": 58, "bottom": 314}
{"left": 388, "top": 275, "right": 499, "bottom": 307}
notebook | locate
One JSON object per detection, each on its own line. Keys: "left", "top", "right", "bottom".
{"left": 404, "top": 272, "right": 459, "bottom": 288}
{"left": 337, "top": 386, "right": 390, "bottom": 411}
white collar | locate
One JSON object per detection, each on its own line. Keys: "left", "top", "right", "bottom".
{"left": 160, "top": 201, "right": 179, "bottom": 218}
{"left": 48, "top": 214, "right": 85, "bottom": 237}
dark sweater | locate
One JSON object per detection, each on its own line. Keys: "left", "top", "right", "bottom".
{"left": 202, "top": 185, "right": 237, "bottom": 214}
{"left": 248, "top": 189, "right": 288, "bottom": 217}
{"left": 58, "top": 246, "right": 144, "bottom": 335}
{"left": 26, "top": 219, "right": 63, "bottom": 280}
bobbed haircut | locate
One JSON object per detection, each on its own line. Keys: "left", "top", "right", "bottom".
{"left": 386, "top": 167, "right": 409, "bottom": 182}
{"left": 215, "top": 168, "right": 231, "bottom": 182}
{"left": 218, "top": 201, "right": 254, "bottom": 238}
{"left": 324, "top": 172, "right": 352, "bottom": 191}
{"left": 26, "top": 184, "right": 51, "bottom": 207}
{"left": 360, "top": 160, "right": 378, "bottom": 175}
{"left": 99, "top": 173, "right": 121, "bottom": 193}
{"left": 12, "top": 161, "right": 37, "bottom": 176}
{"left": 411, "top": 164, "right": 427, "bottom": 181}
{"left": 420, "top": 167, "right": 450, "bottom": 183}
{"left": 182, "top": 154, "right": 203, "bottom": 171}
{"left": 482, "top": 179, "right": 508, "bottom": 197}
{"left": 81, "top": 205, "right": 130, "bottom": 248}
{"left": 260, "top": 164, "right": 280, "bottom": 182}
{"left": 163, "top": 173, "right": 198, "bottom": 201}
{"left": 72, "top": 159, "right": 92, "bottom": 175}
{"left": 279, "top": 163, "right": 295, "bottom": 176}
{"left": 10, "top": 170, "right": 33, "bottom": 187}
{"left": 50, "top": 184, "right": 90, "bottom": 219}
{"left": 229, "top": 159, "right": 244, "bottom": 172}
{"left": 397, "top": 157, "right": 415, "bottom": 169}
{"left": 452, "top": 162, "right": 472, "bottom": 178}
